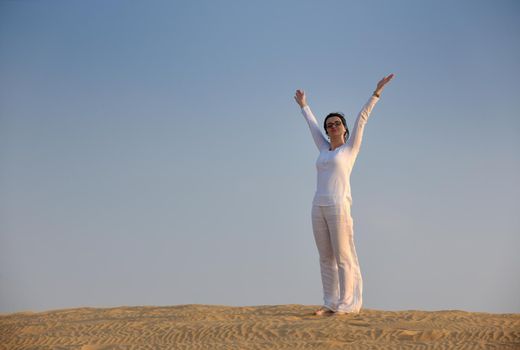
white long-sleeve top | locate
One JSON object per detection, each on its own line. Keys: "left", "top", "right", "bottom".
{"left": 301, "top": 95, "right": 380, "bottom": 206}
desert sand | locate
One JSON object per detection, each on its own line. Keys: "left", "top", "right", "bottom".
{"left": 1, "top": 304, "right": 519, "bottom": 349}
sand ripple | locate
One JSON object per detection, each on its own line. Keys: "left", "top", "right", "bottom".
{"left": 1, "top": 305, "right": 519, "bottom": 349}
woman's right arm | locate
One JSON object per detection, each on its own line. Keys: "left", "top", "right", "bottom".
{"left": 294, "top": 89, "right": 329, "bottom": 151}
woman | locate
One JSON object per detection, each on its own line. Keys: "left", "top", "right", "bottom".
{"left": 294, "top": 74, "right": 394, "bottom": 316}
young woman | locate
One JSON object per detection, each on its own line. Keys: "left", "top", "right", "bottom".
{"left": 294, "top": 74, "right": 394, "bottom": 315}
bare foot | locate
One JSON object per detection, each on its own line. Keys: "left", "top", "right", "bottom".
{"left": 314, "top": 307, "right": 334, "bottom": 316}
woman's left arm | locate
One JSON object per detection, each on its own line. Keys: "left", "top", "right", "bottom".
{"left": 347, "top": 74, "right": 395, "bottom": 155}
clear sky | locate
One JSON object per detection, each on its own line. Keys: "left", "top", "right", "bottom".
{"left": 1, "top": 0, "right": 519, "bottom": 314}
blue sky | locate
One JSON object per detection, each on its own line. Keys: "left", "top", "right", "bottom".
{"left": 1, "top": 0, "right": 519, "bottom": 314}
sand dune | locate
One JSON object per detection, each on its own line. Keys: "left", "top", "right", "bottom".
{"left": 1, "top": 304, "right": 519, "bottom": 349}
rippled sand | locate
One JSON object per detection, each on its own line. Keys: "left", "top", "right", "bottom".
{"left": 1, "top": 304, "right": 519, "bottom": 349}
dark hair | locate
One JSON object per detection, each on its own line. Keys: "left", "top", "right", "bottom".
{"left": 324, "top": 112, "right": 349, "bottom": 141}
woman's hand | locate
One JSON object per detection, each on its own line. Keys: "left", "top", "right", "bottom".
{"left": 294, "top": 89, "right": 308, "bottom": 108}
{"left": 374, "top": 74, "right": 395, "bottom": 96}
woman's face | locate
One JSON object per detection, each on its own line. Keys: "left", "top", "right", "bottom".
{"left": 325, "top": 116, "right": 345, "bottom": 139}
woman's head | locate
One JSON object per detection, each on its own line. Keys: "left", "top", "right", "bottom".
{"left": 324, "top": 113, "right": 349, "bottom": 142}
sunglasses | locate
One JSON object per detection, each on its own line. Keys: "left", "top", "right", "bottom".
{"left": 326, "top": 121, "right": 343, "bottom": 129}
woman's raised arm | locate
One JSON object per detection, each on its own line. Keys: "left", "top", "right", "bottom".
{"left": 347, "top": 74, "right": 395, "bottom": 156}
{"left": 294, "top": 89, "right": 329, "bottom": 151}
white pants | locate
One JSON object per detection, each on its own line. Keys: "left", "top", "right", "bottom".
{"left": 311, "top": 203, "right": 363, "bottom": 313}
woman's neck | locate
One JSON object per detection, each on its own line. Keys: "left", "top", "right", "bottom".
{"left": 329, "top": 137, "right": 345, "bottom": 151}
